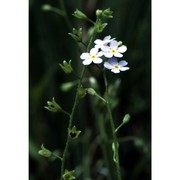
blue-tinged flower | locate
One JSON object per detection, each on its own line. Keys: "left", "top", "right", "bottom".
{"left": 102, "top": 40, "right": 127, "bottom": 58}
{"left": 80, "top": 48, "right": 103, "bottom": 65}
{"left": 94, "top": 35, "right": 115, "bottom": 49}
{"left": 104, "top": 57, "right": 129, "bottom": 74}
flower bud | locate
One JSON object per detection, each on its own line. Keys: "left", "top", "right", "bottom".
{"left": 96, "top": 9, "right": 103, "bottom": 17}
{"left": 44, "top": 97, "right": 62, "bottom": 112}
{"left": 122, "top": 114, "right": 130, "bottom": 124}
{"left": 73, "top": 9, "right": 88, "bottom": 20}
{"left": 41, "top": 4, "right": 52, "bottom": 11}
{"left": 60, "top": 81, "right": 77, "bottom": 92}
{"left": 68, "top": 126, "right": 81, "bottom": 140}
{"left": 118, "top": 41, "right": 123, "bottom": 46}
{"left": 95, "top": 20, "right": 107, "bottom": 33}
{"left": 68, "top": 28, "right": 82, "bottom": 42}
{"left": 102, "top": 8, "right": 113, "bottom": 18}
{"left": 87, "top": 88, "right": 96, "bottom": 96}
{"left": 89, "top": 77, "right": 99, "bottom": 90}
{"left": 38, "top": 144, "right": 52, "bottom": 158}
{"left": 59, "top": 60, "right": 73, "bottom": 74}
{"left": 63, "top": 169, "right": 76, "bottom": 180}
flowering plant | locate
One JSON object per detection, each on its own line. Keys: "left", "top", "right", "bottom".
{"left": 37, "top": 3, "right": 134, "bottom": 180}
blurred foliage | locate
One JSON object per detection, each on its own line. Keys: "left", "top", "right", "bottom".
{"left": 29, "top": 0, "right": 151, "bottom": 179}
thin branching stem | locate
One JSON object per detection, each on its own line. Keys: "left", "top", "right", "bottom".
{"left": 60, "top": 29, "right": 96, "bottom": 179}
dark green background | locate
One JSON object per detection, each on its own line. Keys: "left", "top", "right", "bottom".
{"left": 29, "top": 0, "right": 151, "bottom": 179}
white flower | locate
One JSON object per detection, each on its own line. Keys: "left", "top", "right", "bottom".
{"left": 102, "top": 40, "right": 127, "bottom": 58}
{"left": 104, "top": 57, "right": 129, "bottom": 74}
{"left": 94, "top": 35, "right": 115, "bottom": 49}
{"left": 80, "top": 48, "right": 103, "bottom": 65}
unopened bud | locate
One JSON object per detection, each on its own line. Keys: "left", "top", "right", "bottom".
{"left": 102, "top": 8, "right": 113, "bottom": 18}
{"left": 122, "top": 114, "right": 130, "bottom": 124}
{"left": 38, "top": 144, "right": 52, "bottom": 158}
{"left": 96, "top": 9, "right": 103, "bottom": 17}
{"left": 42, "top": 4, "right": 52, "bottom": 11}
{"left": 73, "top": 9, "right": 88, "bottom": 20}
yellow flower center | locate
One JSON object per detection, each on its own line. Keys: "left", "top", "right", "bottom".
{"left": 91, "top": 55, "right": 96, "bottom": 59}
{"left": 114, "top": 65, "right": 120, "bottom": 69}
{"left": 110, "top": 49, "right": 117, "bottom": 54}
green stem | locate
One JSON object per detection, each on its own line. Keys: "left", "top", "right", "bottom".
{"left": 87, "top": 18, "right": 95, "bottom": 25}
{"left": 60, "top": 20, "right": 97, "bottom": 179}
{"left": 103, "top": 70, "right": 122, "bottom": 180}
{"left": 59, "top": 0, "right": 72, "bottom": 30}
{"left": 60, "top": 67, "right": 86, "bottom": 179}
{"left": 53, "top": 153, "right": 63, "bottom": 161}
{"left": 48, "top": 7, "right": 65, "bottom": 17}
{"left": 97, "top": 114, "right": 114, "bottom": 180}
{"left": 61, "top": 109, "right": 71, "bottom": 117}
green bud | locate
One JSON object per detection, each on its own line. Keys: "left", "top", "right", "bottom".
{"left": 73, "top": 9, "right": 88, "bottom": 20}
{"left": 41, "top": 4, "right": 52, "bottom": 11}
{"left": 68, "top": 28, "right": 82, "bottom": 42}
{"left": 95, "top": 20, "right": 107, "bottom": 33}
{"left": 89, "top": 77, "right": 99, "bottom": 90}
{"left": 77, "top": 86, "right": 87, "bottom": 98}
{"left": 44, "top": 97, "right": 62, "bottom": 112}
{"left": 38, "top": 144, "right": 52, "bottom": 158}
{"left": 60, "top": 81, "right": 78, "bottom": 92}
{"left": 102, "top": 8, "right": 113, "bottom": 18}
{"left": 122, "top": 114, "right": 130, "bottom": 124}
{"left": 68, "top": 126, "right": 81, "bottom": 140}
{"left": 59, "top": 60, "right": 73, "bottom": 74}
{"left": 96, "top": 9, "right": 103, "bottom": 17}
{"left": 87, "top": 88, "right": 96, "bottom": 96}
{"left": 63, "top": 169, "right": 76, "bottom": 180}
{"left": 87, "top": 88, "right": 107, "bottom": 103}
{"left": 118, "top": 41, "right": 123, "bottom": 46}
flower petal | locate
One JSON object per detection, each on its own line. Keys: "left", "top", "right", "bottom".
{"left": 82, "top": 59, "right": 92, "bottom": 65}
{"left": 118, "top": 45, "right": 127, "bottom": 53}
{"left": 119, "top": 60, "right": 128, "bottom": 67}
{"left": 93, "top": 58, "right": 103, "bottom": 64}
{"left": 111, "top": 68, "right": 120, "bottom": 73}
{"left": 94, "top": 39, "right": 102, "bottom": 45}
{"left": 90, "top": 48, "right": 98, "bottom": 55}
{"left": 103, "top": 35, "right": 111, "bottom": 41}
{"left": 97, "top": 51, "right": 104, "bottom": 57}
{"left": 101, "top": 45, "right": 110, "bottom": 52}
{"left": 110, "top": 40, "right": 118, "bottom": 48}
{"left": 80, "top": 53, "right": 90, "bottom": 59}
{"left": 109, "top": 57, "right": 118, "bottom": 66}
{"left": 119, "top": 67, "right": 130, "bottom": 71}
{"left": 114, "top": 52, "right": 123, "bottom": 58}
{"left": 104, "top": 52, "right": 113, "bottom": 58}
{"left": 104, "top": 62, "right": 113, "bottom": 69}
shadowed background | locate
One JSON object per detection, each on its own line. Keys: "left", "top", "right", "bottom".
{"left": 29, "top": 0, "right": 151, "bottom": 179}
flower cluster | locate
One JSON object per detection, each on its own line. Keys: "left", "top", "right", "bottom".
{"left": 80, "top": 35, "right": 129, "bottom": 73}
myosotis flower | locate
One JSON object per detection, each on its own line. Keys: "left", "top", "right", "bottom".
{"left": 104, "top": 57, "right": 129, "bottom": 74}
{"left": 94, "top": 35, "right": 115, "bottom": 49}
{"left": 80, "top": 48, "right": 103, "bottom": 65}
{"left": 102, "top": 40, "right": 127, "bottom": 58}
